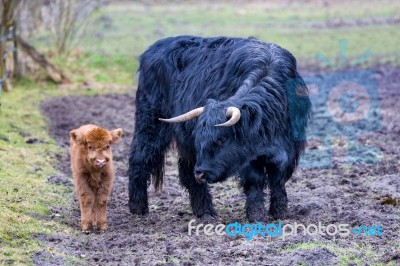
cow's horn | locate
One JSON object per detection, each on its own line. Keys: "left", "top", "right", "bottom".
{"left": 159, "top": 107, "right": 205, "bottom": 123}
{"left": 215, "top": 107, "right": 241, "bottom": 127}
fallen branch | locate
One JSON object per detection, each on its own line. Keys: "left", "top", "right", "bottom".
{"left": 16, "top": 35, "right": 71, "bottom": 84}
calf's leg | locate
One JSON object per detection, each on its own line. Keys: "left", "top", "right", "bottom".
{"left": 94, "top": 194, "right": 109, "bottom": 231}
{"left": 79, "top": 191, "right": 95, "bottom": 232}
{"left": 74, "top": 177, "right": 95, "bottom": 232}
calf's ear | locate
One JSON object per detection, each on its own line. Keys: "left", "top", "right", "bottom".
{"left": 110, "top": 128, "right": 123, "bottom": 144}
{"left": 70, "top": 129, "right": 85, "bottom": 144}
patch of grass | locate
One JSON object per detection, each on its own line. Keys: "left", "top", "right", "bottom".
{"left": 26, "top": 1, "right": 400, "bottom": 84}
{"left": 282, "top": 241, "right": 395, "bottom": 266}
{"left": 85, "top": 1, "right": 399, "bottom": 62}
{"left": 49, "top": 52, "right": 137, "bottom": 85}
{"left": 0, "top": 78, "right": 76, "bottom": 264}
{"left": 0, "top": 76, "right": 130, "bottom": 264}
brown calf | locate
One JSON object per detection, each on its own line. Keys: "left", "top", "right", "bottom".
{"left": 69, "top": 124, "right": 122, "bottom": 232}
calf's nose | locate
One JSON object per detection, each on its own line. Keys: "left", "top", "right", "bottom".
{"left": 96, "top": 159, "right": 106, "bottom": 166}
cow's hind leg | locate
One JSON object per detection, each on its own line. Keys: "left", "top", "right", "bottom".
{"left": 267, "top": 152, "right": 290, "bottom": 220}
{"left": 240, "top": 157, "right": 268, "bottom": 222}
{"left": 128, "top": 112, "right": 172, "bottom": 215}
{"left": 178, "top": 158, "right": 216, "bottom": 220}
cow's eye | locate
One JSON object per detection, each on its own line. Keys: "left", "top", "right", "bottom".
{"left": 88, "top": 146, "right": 93, "bottom": 150}
{"left": 215, "top": 137, "right": 227, "bottom": 146}
{"left": 106, "top": 145, "right": 110, "bottom": 149}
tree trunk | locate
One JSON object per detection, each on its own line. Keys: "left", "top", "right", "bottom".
{"left": 0, "top": 0, "right": 21, "bottom": 92}
{"left": 16, "top": 36, "right": 71, "bottom": 84}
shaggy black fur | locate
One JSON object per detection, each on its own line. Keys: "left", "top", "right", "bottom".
{"left": 128, "top": 36, "right": 311, "bottom": 222}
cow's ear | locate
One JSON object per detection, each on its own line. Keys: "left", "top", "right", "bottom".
{"left": 110, "top": 128, "right": 123, "bottom": 144}
{"left": 70, "top": 129, "right": 84, "bottom": 144}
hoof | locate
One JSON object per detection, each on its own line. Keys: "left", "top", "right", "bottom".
{"left": 98, "top": 223, "right": 108, "bottom": 231}
{"left": 81, "top": 223, "right": 92, "bottom": 233}
{"left": 269, "top": 208, "right": 287, "bottom": 220}
{"left": 82, "top": 229, "right": 91, "bottom": 234}
{"left": 247, "top": 206, "right": 268, "bottom": 223}
{"left": 199, "top": 213, "right": 217, "bottom": 223}
{"left": 129, "top": 201, "right": 149, "bottom": 215}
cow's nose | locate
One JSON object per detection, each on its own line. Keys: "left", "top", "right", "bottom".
{"left": 194, "top": 171, "right": 206, "bottom": 183}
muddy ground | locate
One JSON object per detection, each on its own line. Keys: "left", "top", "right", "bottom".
{"left": 37, "top": 65, "right": 399, "bottom": 265}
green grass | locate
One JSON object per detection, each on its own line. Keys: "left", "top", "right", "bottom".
{"left": 1, "top": 1, "right": 399, "bottom": 264}
{"left": 281, "top": 241, "right": 396, "bottom": 266}
{"left": 78, "top": 1, "right": 399, "bottom": 66}
{"left": 27, "top": 0, "right": 400, "bottom": 84}
{"left": 0, "top": 77, "right": 129, "bottom": 265}
{"left": 0, "top": 78, "right": 80, "bottom": 265}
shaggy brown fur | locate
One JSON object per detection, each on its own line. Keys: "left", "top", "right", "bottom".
{"left": 70, "top": 124, "right": 122, "bottom": 232}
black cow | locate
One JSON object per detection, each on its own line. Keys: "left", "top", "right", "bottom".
{"left": 128, "top": 36, "right": 311, "bottom": 222}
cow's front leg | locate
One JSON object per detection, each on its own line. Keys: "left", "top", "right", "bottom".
{"left": 240, "top": 158, "right": 268, "bottom": 222}
{"left": 128, "top": 162, "right": 149, "bottom": 215}
{"left": 178, "top": 158, "right": 217, "bottom": 220}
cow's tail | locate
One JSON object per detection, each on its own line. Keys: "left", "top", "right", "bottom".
{"left": 152, "top": 163, "right": 164, "bottom": 194}
{"left": 286, "top": 70, "right": 312, "bottom": 169}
